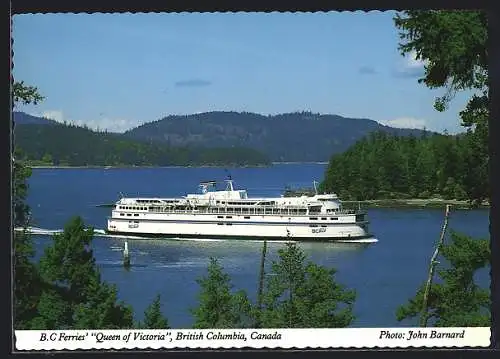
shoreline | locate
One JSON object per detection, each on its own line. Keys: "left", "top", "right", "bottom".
{"left": 271, "top": 161, "right": 329, "bottom": 165}
{"left": 343, "top": 198, "right": 490, "bottom": 209}
{"left": 28, "top": 162, "right": 328, "bottom": 169}
{"left": 29, "top": 164, "right": 272, "bottom": 169}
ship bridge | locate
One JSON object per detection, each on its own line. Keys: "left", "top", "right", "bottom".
{"left": 190, "top": 179, "right": 248, "bottom": 200}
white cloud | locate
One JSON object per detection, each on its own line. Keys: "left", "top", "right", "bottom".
{"left": 41, "top": 110, "right": 64, "bottom": 123}
{"left": 393, "top": 50, "right": 429, "bottom": 78}
{"left": 34, "top": 110, "right": 138, "bottom": 133}
{"left": 381, "top": 117, "right": 427, "bottom": 129}
{"left": 405, "top": 50, "right": 428, "bottom": 69}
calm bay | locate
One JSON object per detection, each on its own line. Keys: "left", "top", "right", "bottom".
{"left": 26, "top": 163, "right": 490, "bottom": 328}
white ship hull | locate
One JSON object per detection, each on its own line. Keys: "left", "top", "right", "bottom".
{"left": 107, "top": 213, "right": 372, "bottom": 241}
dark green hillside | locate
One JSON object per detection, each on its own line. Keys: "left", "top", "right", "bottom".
{"left": 14, "top": 121, "right": 270, "bottom": 167}
{"left": 124, "top": 111, "right": 432, "bottom": 162}
{"left": 13, "top": 111, "right": 59, "bottom": 126}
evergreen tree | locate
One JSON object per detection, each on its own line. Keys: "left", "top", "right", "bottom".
{"left": 393, "top": 11, "right": 490, "bottom": 327}
{"left": 12, "top": 82, "right": 45, "bottom": 329}
{"left": 397, "top": 232, "right": 490, "bottom": 326}
{"left": 394, "top": 9, "right": 488, "bottom": 202}
{"left": 320, "top": 130, "right": 484, "bottom": 204}
{"left": 137, "top": 294, "right": 170, "bottom": 329}
{"left": 35, "top": 217, "right": 134, "bottom": 329}
{"left": 191, "top": 257, "right": 253, "bottom": 329}
{"left": 260, "top": 242, "right": 356, "bottom": 328}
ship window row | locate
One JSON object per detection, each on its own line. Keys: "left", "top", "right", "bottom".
{"left": 118, "top": 206, "right": 148, "bottom": 210}
{"left": 147, "top": 206, "right": 311, "bottom": 215}
{"left": 209, "top": 207, "right": 308, "bottom": 215}
{"left": 215, "top": 200, "right": 260, "bottom": 205}
{"left": 117, "top": 206, "right": 342, "bottom": 221}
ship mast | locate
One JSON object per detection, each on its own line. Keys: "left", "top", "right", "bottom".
{"left": 225, "top": 178, "right": 234, "bottom": 191}
{"left": 224, "top": 169, "right": 234, "bottom": 191}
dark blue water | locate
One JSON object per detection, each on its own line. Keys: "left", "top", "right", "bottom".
{"left": 26, "top": 164, "right": 490, "bottom": 328}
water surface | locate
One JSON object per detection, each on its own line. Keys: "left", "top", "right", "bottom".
{"left": 27, "top": 164, "right": 490, "bottom": 328}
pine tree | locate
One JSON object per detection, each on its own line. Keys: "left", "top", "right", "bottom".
{"left": 137, "top": 294, "right": 170, "bottom": 329}
{"left": 260, "top": 242, "right": 356, "bottom": 328}
{"left": 397, "top": 232, "right": 490, "bottom": 326}
{"left": 36, "top": 216, "right": 134, "bottom": 329}
{"left": 12, "top": 83, "right": 45, "bottom": 329}
{"left": 191, "top": 257, "right": 253, "bottom": 329}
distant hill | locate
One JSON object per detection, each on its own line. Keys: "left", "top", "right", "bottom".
{"left": 13, "top": 112, "right": 58, "bottom": 126}
{"left": 123, "top": 111, "right": 432, "bottom": 162}
{"left": 12, "top": 112, "right": 270, "bottom": 167}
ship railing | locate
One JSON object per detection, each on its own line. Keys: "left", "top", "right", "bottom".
{"left": 143, "top": 206, "right": 361, "bottom": 216}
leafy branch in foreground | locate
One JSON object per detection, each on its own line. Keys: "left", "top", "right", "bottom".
{"left": 394, "top": 10, "right": 487, "bottom": 115}
{"left": 12, "top": 81, "right": 45, "bottom": 106}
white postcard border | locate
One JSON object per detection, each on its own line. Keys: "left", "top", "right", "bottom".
{"left": 14, "top": 327, "right": 491, "bottom": 350}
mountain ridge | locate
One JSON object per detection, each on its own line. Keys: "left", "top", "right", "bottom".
{"left": 13, "top": 110, "right": 434, "bottom": 162}
{"left": 122, "top": 111, "right": 432, "bottom": 162}
{"left": 12, "top": 112, "right": 270, "bottom": 167}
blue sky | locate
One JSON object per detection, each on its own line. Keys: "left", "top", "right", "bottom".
{"left": 13, "top": 12, "right": 472, "bottom": 133}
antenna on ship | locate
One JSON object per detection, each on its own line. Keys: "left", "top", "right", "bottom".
{"left": 313, "top": 180, "right": 318, "bottom": 195}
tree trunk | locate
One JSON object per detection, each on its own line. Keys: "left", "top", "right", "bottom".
{"left": 420, "top": 204, "right": 451, "bottom": 326}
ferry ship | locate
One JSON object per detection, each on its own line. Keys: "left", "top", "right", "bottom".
{"left": 106, "top": 178, "right": 374, "bottom": 242}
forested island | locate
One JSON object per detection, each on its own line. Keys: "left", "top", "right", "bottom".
{"left": 319, "top": 129, "right": 489, "bottom": 206}
{"left": 14, "top": 119, "right": 271, "bottom": 167}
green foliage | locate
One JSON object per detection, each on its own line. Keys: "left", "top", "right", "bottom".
{"left": 394, "top": 10, "right": 487, "bottom": 114}
{"left": 260, "top": 242, "right": 356, "bottom": 328}
{"left": 12, "top": 148, "right": 32, "bottom": 227}
{"left": 393, "top": 10, "right": 489, "bottom": 204}
{"left": 12, "top": 82, "right": 43, "bottom": 329}
{"left": 34, "top": 217, "right": 134, "bottom": 329}
{"left": 12, "top": 81, "right": 44, "bottom": 106}
{"left": 13, "top": 228, "right": 45, "bottom": 329}
{"left": 191, "top": 257, "right": 253, "bottom": 329}
{"left": 319, "top": 131, "right": 488, "bottom": 203}
{"left": 391, "top": 10, "right": 491, "bottom": 329}
{"left": 137, "top": 294, "right": 170, "bottom": 329}
{"left": 397, "top": 232, "right": 490, "bottom": 327}
{"left": 12, "top": 82, "right": 135, "bottom": 330}
{"left": 14, "top": 121, "right": 270, "bottom": 167}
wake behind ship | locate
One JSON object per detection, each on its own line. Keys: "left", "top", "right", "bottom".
{"left": 106, "top": 178, "right": 375, "bottom": 242}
